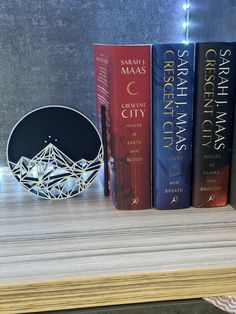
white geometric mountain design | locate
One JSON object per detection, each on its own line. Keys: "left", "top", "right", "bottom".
{"left": 9, "top": 143, "right": 103, "bottom": 199}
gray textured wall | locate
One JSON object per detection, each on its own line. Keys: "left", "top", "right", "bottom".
{"left": 0, "top": 0, "right": 185, "bottom": 166}
{"left": 191, "top": 0, "right": 236, "bottom": 42}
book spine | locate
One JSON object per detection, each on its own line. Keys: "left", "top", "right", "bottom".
{"left": 93, "top": 45, "right": 111, "bottom": 195}
{"left": 152, "top": 43, "right": 194, "bottom": 209}
{"left": 109, "top": 45, "right": 151, "bottom": 209}
{"left": 101, "top": 105, "right": 109, "bottom": 196}
{"left": 192, "top": 43, "right": 236, "bottom": 207}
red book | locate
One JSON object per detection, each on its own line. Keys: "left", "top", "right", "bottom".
{"left": 93, "top": 44, "right": 151, "bottom": 209}
{"left": 94, "top": 45, "right": 112, "bottom": 196}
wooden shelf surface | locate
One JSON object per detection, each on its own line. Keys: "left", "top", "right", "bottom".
{"left": 1, "top": 172, "right": 236, "bottom": 313}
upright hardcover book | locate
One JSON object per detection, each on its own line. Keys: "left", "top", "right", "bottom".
{"left": 94, "top": 44, "right": 151, "bottom": 210}
{"left": 152, "top": 43, "right": 194, "bottom": 209}
{"left": 94, "top": 45, "right": 111, "bottom": 196}
{"left": 192, "top": 42, "right": 236, "bottom": 207}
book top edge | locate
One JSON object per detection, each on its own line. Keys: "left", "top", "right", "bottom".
{"left": 93, "top": 43, "right": 151, "bottom": 47}
{"left": 93, "top": 42, "right": 236, "bottom": 46}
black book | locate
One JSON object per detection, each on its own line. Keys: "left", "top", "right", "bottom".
{"left": 101, "top": 105, "right": 109, "bottom": 196}
{"left": 192, "top": 42, "right": 236, "bottom": 207}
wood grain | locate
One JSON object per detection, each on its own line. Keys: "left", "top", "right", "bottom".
{"left": 1, "top": 172, "right": 236, "bottom": 313}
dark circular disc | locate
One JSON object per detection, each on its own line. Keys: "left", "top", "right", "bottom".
{"left": 7, "top": 105, "right": 103, "bottom": 199}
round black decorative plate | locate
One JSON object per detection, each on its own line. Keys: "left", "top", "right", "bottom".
{"left": 7, "top": 105, "right": 103, "bottom": 199}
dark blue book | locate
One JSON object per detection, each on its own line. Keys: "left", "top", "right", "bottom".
{"left": 152, "top": 43, "right": 194, "bottom": 209}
